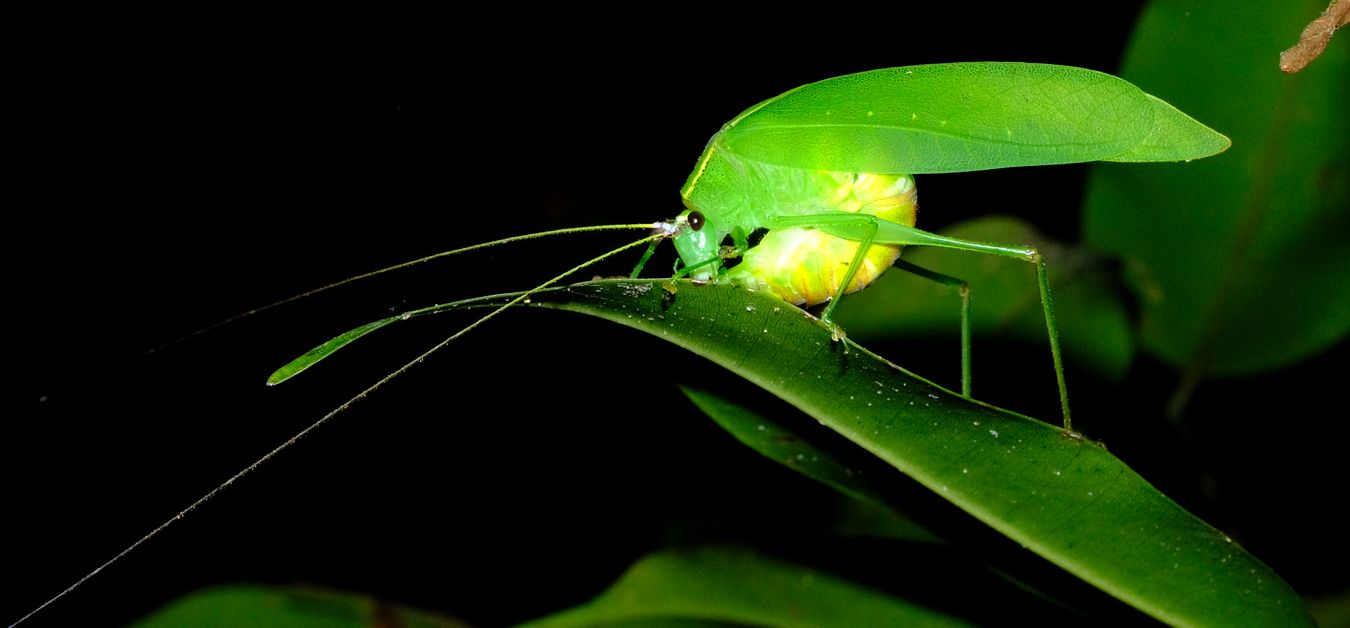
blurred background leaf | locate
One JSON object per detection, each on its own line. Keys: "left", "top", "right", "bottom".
{"left": 519, "top": 545, "right": 973, "bottom": 628}
{"left": 133, "top": 585, "right": 465, "bottom": 628}
{"left": 1083, "top": 0, "right": 1350, "bottom": 380}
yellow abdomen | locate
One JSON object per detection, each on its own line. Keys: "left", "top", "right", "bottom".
{"left": 726, "top": 172, "right": 917, "bottom": 306}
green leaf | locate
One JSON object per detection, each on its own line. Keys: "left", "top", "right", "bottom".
{"left": 515, "top": 279, "right": 1311, "bottom": 627}
{"left": 517, "top": 545, "right": 972, "bottom": 627}
{"left": 133, "top": 584, "right": 465, "bottom": 628}
{"left": 1084, "top": 0, "right": 1350, "bottom": 376}
{"left": 720, "top": 62, "right": 1226, "bottom": 174}
{"left": 833, "top": 216, "right": 1134, "bottom": 382}
{"left": 677, "top": 385, "right": 1133, "bottom": 618}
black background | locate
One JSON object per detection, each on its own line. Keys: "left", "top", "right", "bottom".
{"left": 6, "top": 8, "right": 1348, "bottom": 626}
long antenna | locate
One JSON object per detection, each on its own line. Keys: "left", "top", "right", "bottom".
{"left": 10, "top": 231, "right": 666, "bottom": 627}
{"left": 140, "top": 224, "right": 660, "bottom": 356}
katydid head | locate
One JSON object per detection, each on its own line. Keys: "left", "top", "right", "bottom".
{"left": 669, "top": 209, "right": 724, "bottom": 282}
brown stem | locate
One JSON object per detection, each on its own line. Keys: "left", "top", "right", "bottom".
{"left": 1280, "top": 0, "right": 1350, "bottom": 73}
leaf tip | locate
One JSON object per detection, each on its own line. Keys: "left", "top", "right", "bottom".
{"left": 266, "top": 363, "right": 301, "bottom": 386}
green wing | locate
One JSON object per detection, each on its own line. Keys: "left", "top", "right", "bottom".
{"left": 718, "top": 62, "right": 1229, "bottom": 174}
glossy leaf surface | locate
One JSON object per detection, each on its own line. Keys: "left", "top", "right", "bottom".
{"left": 519, "top": 279, "right": 1310, "bottom": 627}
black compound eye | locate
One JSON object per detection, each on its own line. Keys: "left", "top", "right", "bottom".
{"left": 747, "top": 226, "right": 769, "bottom": 248}
{"left": 687, "top": 211, "right": 705, "bottom": 231}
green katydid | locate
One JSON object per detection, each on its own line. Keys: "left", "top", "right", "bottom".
{"left": 13, "top": 62, "right": 1228, "bottom": 626}
{"left": 270, "top": 62, "right": 1229, "bottom": 432}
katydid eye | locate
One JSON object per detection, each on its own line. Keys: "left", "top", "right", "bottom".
{"left": 688, "top": 211, "right": 705, "bottom": 231}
